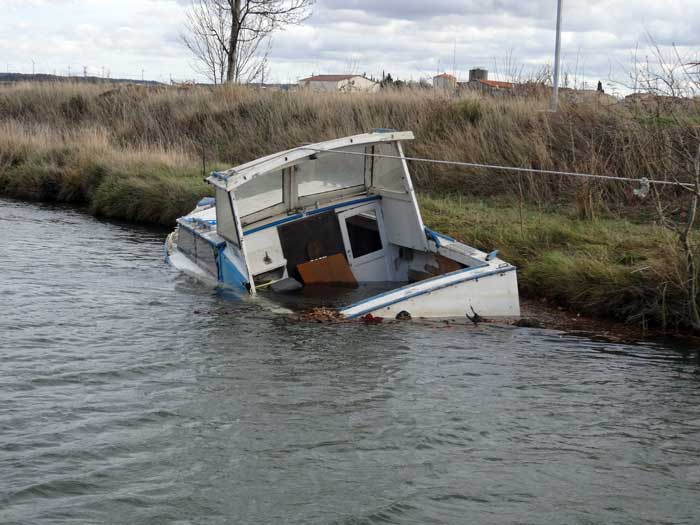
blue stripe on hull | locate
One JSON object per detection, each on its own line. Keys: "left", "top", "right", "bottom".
{"left": 218, "top": 248, "right": 249, "bottom": 291}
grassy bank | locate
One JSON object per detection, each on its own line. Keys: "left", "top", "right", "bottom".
{"left": 420, "top": 195, "right": 687, "bottom": 331}
{"left": 0, "top": 82, "right": 698, "bottom": 332}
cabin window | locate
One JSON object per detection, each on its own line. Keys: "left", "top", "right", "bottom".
{"left": 296, "top": 145, "right": 366, "bottom": 197}
{"left": 235, "top": 170, "right": 284, "bottom": 218}
{"left": 370, "top": 143, "right": 406, "bottom": 193}
{"left": 215, "top": 188, "right": 240, "bottom": 246}
{"left": 345, "top": 211, "right": 383, "bottom": 259}
{"left": 178, "top": 227, "right": 197, "bottom": 258}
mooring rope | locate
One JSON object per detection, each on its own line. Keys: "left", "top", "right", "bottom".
{"left": 302, "top": 146, "right": 695, "bottom": 191}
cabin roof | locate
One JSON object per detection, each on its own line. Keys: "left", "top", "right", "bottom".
{"left": 207, "top": 130, "right": 415, "bottom": 192}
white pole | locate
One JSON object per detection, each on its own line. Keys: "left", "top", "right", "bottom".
{"left": 551, "top": 0, "right": 563, "bottom": 111}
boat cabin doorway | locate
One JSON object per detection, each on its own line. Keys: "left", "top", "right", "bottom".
{"left": 337, "top": 202, "right": 390, "bottom": 282}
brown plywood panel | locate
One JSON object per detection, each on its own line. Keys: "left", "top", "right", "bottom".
{"left": 297, "top": 253, "right": 358, "bottom": 287}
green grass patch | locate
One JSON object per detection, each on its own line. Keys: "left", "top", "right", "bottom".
{"left": 90, "top": 168, "right": 210, "bottom": 225}
{"left": 419, "top": 194, "right": 688, "bottom": 328}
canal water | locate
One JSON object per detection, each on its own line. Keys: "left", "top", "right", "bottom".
{"left": 1, "top": 198, "right": 699, "bottom": 524}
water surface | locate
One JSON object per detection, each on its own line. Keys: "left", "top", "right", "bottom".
{"left": 1, "top": 198, "right": 699, "bottom": 524}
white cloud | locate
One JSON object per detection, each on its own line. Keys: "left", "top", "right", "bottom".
{"left": 0, "top": 0, "right": 698, "bottom": 87}
{"left": 0, "top": 0, "right": 188, "bottom": 80}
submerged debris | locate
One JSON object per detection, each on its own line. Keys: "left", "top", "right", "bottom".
{"left": 297, "top": 307, "right": 346, "bottom": 323}
{"left": 296, "top": 308, "right": 388, "bottom": 324}
{"left": 466, "top": 307, "right": 486, "bottom": 325}
{"left": 361, "top": 313, "right": 384, "bottom": 324}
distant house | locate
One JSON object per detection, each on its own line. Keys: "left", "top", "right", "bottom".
{"left": 433, "top": 73, "right": 457, "bottom": 91}
{"left": 298, "top": 74, "right": 380, "bottom": 93}
{"left": 460, "top": 68, "right": 514, "bottom": 95}
{"left": 432, "top": 68, "right": 516, "bottom": 95}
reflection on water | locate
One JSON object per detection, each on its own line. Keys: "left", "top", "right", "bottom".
{"left": 1, "top": 198, "right": 699, "bottom": 524}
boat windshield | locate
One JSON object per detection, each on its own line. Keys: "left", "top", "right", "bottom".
{"left": 235, "top": 170, "right": 285, "bottom": 217}
{"left": 233, "top": 144, "right": 371, "bottom": 224}
{"left": 295, "top": 145, "right": 366, "bottom": 198}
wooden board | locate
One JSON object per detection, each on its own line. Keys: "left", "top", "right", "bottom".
{"left": 297, "top": 253, "right": 358, "bottom": 287}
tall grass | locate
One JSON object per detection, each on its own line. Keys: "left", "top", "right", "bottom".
{"left": 0, "top": 111, "right": 207, "bottom": 225}
{"left": 2, "top": 81, "right": 698, "bottom": 205}
{"left": 1, "top": 81, "right": 698, "bottom": 331}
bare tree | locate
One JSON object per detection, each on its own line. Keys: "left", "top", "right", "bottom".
{"left": 182, "top": 0, "right": 314, "bottom": 84}
{"left": 651, "top": 138, "right": 700, "bottom": 332}
{"left": 614, "top": 32, "right": 700, "bottom": 99}
{"left": 182, "top": 1, "right": 229, "bottom": 84}
{"left": 627, "top": 37, "right": 700, "bottom": 331}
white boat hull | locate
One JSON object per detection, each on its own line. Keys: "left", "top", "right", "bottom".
{"left": 339, "top": 264, "right": 520, "bottom": 320}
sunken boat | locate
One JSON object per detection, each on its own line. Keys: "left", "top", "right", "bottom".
{"left": 166, "top": 131, "right": 520, "bottom": 319}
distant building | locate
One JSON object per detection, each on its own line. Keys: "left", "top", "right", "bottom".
{"left": 298, "top": 74, "right": 380, "bottom": 93}
{"left": 460, "top": 68, "right": 514, "bottom": 94}
{"left": 433, "top": 73, "right": 457, "bottom": 90}
{"left": 432, "top": 68, "right": 516, "bottom": 95}
{"left": 468, "top": 68, "right": 488, "bottom": 83}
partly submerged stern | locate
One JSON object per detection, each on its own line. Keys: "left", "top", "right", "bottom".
{"left": 338, "top": 258, "right": 519, "bottom": 320}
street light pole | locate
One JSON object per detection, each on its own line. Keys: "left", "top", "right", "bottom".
{"left": 550, "top": 0, "right": 563, "bottom": 112}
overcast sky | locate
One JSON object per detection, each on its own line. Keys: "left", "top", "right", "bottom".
{"left": 1, "top": 0, "right": 698, "bottom": 90}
